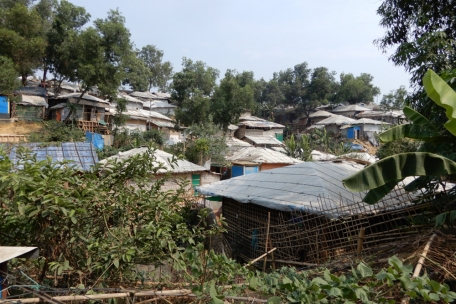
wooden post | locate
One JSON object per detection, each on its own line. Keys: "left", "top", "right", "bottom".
{"left": 263, "top": 212, "right": 271, "bottom": 272}
{"left": 268, "top": 238, "right": 276, "bottom": 270}
{"left": 412, "top": 234, "right": 437, "bottom": 278}
{"left": 356, "top": 228, "right": 365, "bottom": 255}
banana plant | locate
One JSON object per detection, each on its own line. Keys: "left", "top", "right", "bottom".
{"left": 343, "top": 70, "right": 456, "bottom": 204}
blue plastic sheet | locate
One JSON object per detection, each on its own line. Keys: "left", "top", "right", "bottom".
{"left": 85, "top": 131, "right": 104, "bottom": 150}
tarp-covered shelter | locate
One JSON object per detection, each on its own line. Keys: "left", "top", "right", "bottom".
{"left": 5, "top": 142, "right": 99, "bottom": 171}
{"left": 100, "top": 148, "right": 220, "bottom": 194}
{"left": 197, "top": 161, "right": 425, "bottom": 264}
{"left": 13, "top": 87, "right": 48, "bottom": 121}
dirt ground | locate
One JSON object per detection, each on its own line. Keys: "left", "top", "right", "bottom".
{"left": 0, "top": 121, "right": 43, "bottom": 135}
{"left": 353, "top": 138, "right": 378, "bottom": 155}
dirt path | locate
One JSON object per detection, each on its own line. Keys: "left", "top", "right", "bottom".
{"left": 0, "top": 121, "right": 43, "bottom": 135}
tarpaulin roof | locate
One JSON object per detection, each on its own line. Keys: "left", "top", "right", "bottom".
{"left": 53, "top": 93, "right": 110, "bottom": 107}
{"left": 227, "top": 147, "right": 301, "bottom": 164}
{"left": 107, "top": 107, "right": 173, "bottom": 122}
{"left": 99, "top": 147, "right": 210, "bottom": 173}
{"left": 309, "top": 110, "right": 334, "bottom": 118}
{"left": 0, "top": 247, "right": 39, "bottom": 264}
{"left": 149, "top": 118, "right": 175, "bottom": 128}
{"left": 197, "top": 161, "right": 412, "bottom": 218}
{"left": 244, "top": 135, "right": 283, "bottom": 145}
{"left": 332, "top": 105, "right": 372, "bottom": 112}
{"left": 314, "top": 115, "right": 357, "bottom": 125}
{"left": 6, "top": 142, "right": 99, "bottom": 171}
{"left": 17, "top": 95, "right": 47, "bottom": 106}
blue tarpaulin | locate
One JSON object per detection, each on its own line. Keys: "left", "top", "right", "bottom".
{"left": 86, "top": 132, "right": 104, "bottom": 150}
{"left": 0, "top": 96, "right": 9, "bottom": 114}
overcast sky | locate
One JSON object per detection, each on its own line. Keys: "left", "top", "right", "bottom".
{"left": 70, "top": 0, "right": 409, "bottom": 99}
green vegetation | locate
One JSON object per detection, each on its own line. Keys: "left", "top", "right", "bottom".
{"left": 27, "top": 121, "right": 85, "bottom": 142}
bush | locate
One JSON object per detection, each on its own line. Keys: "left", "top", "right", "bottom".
{"left": 27, "top": 121, "right": 85, "bottom": 143}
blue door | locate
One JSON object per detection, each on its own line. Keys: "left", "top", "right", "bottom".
{"left": 231, "top": 166, "right": 244, "bottom": 177}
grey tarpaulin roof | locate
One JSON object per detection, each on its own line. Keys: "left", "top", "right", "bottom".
{"left": 197, "top": 161, "right": 411, "bottom": 218}
{"left": 227, "top": 147, "right": 302, "bottom": 165}
{"left": 0, "top": 247, "right": 39, "bottom": 264}
{"left": 332, "top": 104, "right": 372, "bottom": 112}
{"left": 6, "top": 142, "right": 99, "bottom": 171}
{"left": 99, "top": 147, "right": 210, "bottom": 174}
{"left": 314, "top": 115, "right": 357, "bottom": 125}
{"left": 243, "top": 135, "right": 283, "bottom": 146}
{"left": 17, "top": 95, "right": 47, "bottom": 106}
{"left": 309, "top": 110, "right": 334, "bottom": 118}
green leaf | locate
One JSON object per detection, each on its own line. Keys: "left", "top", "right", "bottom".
{"left": 379, "top": 124, "right": 441, "bottom": 142}
{"left": 429, "top": 280, "right": 442, "bottom": 292}
{"left": 113, "top": 258, "right": 119, "bottom": 269}
{"left": 209, "top": 282, "right": 224, "bottom": 304}
{"left": 249, "top": 277, "right": 258, "bottom": 291}
{"left": 403, "top": 106, "right": 435, "bottom": 127}
{"left": 357, "top": 262, "right": 373, "bottom": 278}
{"left": 70, "top": 216, "right": 77, "bottom": 224}
{"left": 423, "top": 69, "right": 456, "bottom": 136}
{"left": 362, "top": 180, "right": 400, "bottom": 204}
{"left": 355, "top": 288, "right": 369, "bottom": 302}
{"left": 312, "top": 277, "right": 328, "bottom": 286}
{"left": 428, "top": 293, "right": 440, "bottom": 301}
{"left": 267, "top": 296, "right": 282, "bottom": 304}
{"left": 343, "top": 152, "right": 456, "bottom": 202}
{"left": 327, "top": 287, "right": 343, "bottom": 297}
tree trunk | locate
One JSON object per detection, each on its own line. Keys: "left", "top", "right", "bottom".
{"left": 63, "top": 87, "right": 88, "bottom": 123}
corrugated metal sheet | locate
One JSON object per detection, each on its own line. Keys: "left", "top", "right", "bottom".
{"left": 14, "top": 86, "right": 47, "bottom": 97}
{"left": 117, "top": 93, "right": 143, "bottom": 104}
{"left": 197, "top": 161, "right": 411, "bottom": 218}
{"left": 238, "top": 120, "right": 285, "bottom": 128}
{"left": 0, "top": 247, "right": 39, "bottom": 264}
{"left": 17, "top": 95, "right": 46, "bottom": 106}
{"left": 354, "top": 118, "right": 390, "bottom": 125}
{"left": 6, "top": 142, "right": 99, "bottom": 171}
{"left": 100, "top": 147, "right": 210, "bottom": 173}
{"left": 244, "top": 135, "right": 283, "bottom": 145}
{"left": 129, "top": 91, "right": 155, "bottom": 99}
{"left": 227, "top": 147, "right": 301, "bottom": 164}
{"left": 357, "top": 111, "right": 405, "bottom": 119}
{"left": 150, "top": 101, "right": 177, "bottom": 109}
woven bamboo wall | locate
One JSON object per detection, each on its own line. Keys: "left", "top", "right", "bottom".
{"left": 222, "top": 189, "right": 431, "bottom": 264}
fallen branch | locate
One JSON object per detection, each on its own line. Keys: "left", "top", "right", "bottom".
{"left": 245, "top": 248, "right": 277, "bottom": 267}
{"left": 412, "top": 234, "right": 436, "bottom": 278}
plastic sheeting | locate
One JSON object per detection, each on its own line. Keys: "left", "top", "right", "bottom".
{"left": 86, "top": 132, "right": 104, "bottom": 150}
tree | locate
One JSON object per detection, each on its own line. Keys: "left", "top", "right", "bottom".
{"left": 171, "top": 57, "right": 219, "bottom": 126}
{"left": 44, "top": 0, "right": 90, "bottom": 88}
{"left": 63, "top": 9, "right": 133, "bottom": 121}
{"left": 277, "top": 62, "right": 311, "bottom": 107}
{"left": 259, "top": 77, "right": 284, "bottom": 120}
{"left": 211, "top": 70, "right": 256, "bottom": 130}
{"left": 376, "top": 0, "right": 456, "bottom": 87}
{"left": 122, "top": 51, "right": 151, "bottom": 92}
{"left": 380, "top": 86, "right": 408, "bottom": 111}
{"left": 0, "top": 3, "right": 47, "bottom": 85}
{"left": 334, "top": 73, "right": 380, "bottom": 104}
{"left": 138, "top": 44, "right": 173, "bottom": 92}
{"left": 0, "top": 56, "right": 20, "bottom": 93}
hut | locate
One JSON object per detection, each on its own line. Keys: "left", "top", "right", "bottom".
{"left": 331, "top": 104, "right": 372, "bottom": 118}
{"left": 48, "top": 93, "right": 110, "bottom": 134}
{"left": 197, "top": 161, "right": 426, "bottom": 264}
{"left": 100, "top": 148, "right": 220, "bottom": 194}
{"left": 356, "top": 110, "right": 406, "bottom": 125}
{"left": 226, "top": 147, "right": 301, "bottom": 177}
{"left": 235, "top": 114, "right": 285, "bottom": 144}
{"left": 307, "top": 115, "right": 356, "bottom": 134}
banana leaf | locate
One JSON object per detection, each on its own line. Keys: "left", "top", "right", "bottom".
{"left": 403, "top": 106, "right": 437, "bottom": 129}
{"left": 342, "top": 152, "right": 456, "bottom": 194}
{"left": 362, "top": 180, "right": 401, "bottom": 204}
{"left": 378, "top": 124, "right": 441, "bottom": 142}
{"left": 423, "top": 70, "right": 456, "bottom": 136}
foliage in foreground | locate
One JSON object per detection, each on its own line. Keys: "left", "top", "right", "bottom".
{"left": 0, "top": 147, "right": 218, "bottom": 286}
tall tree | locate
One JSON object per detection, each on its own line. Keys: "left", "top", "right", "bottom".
{"left": 122, "top": 52, "right": 150, "bottom": 92}
{"left": 334, "top": 73, "right": 380, "bottom": 104}
{"left": 0, "top": 3, "right": 47, "bottom": 85}
{"left": 0, "top": 56, "right": 20, "bottom": 93}
{"left": 211, "top": 70, "right": 256, "bottom": 130}
{"left": 380, "top": 86, "right": 407, "bottom": 111}
{"left": 259, "top": 77, "right": 284, "bottom": 120}
{"left": 138, "top": 44, "right": 173, "bottom": 92}
{"left": 277, "top": 62, "right": 311, "bottom": 108}
{"left": 45, "top": 0, "right": 90, "bottom": 90}
{"left": 376, "top": 0, "right": 456, "bottom": 87}
{"left": 171, "top": 57, "right": 219, "bottom": 126}
{"left": 64, "top": 9, "right": 133, "bottom": 120}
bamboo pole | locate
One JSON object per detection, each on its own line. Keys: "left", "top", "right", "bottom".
{"left": 356, "top": 228, "right": 366, "bottom": 255}
{"left": 268, "top": 238, "right": 276, "bottom": 270}
{"left": 412, "top": 234, "right": 437, "bottom": 278}
{"left": 0, "top": 292, "right": 130, "bottom": 303}
{"left": 263, "top": 212, "right": 271, "bottom": 272}
{"left": 245, "top": 248, "right": 277, "bottom": 267}
{"left": 265, "top": 259, "right": 317, "bottom": 267}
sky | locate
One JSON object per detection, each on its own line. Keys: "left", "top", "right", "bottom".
{"left": 70, "top": 0, "right": 410, "bottom": 100}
